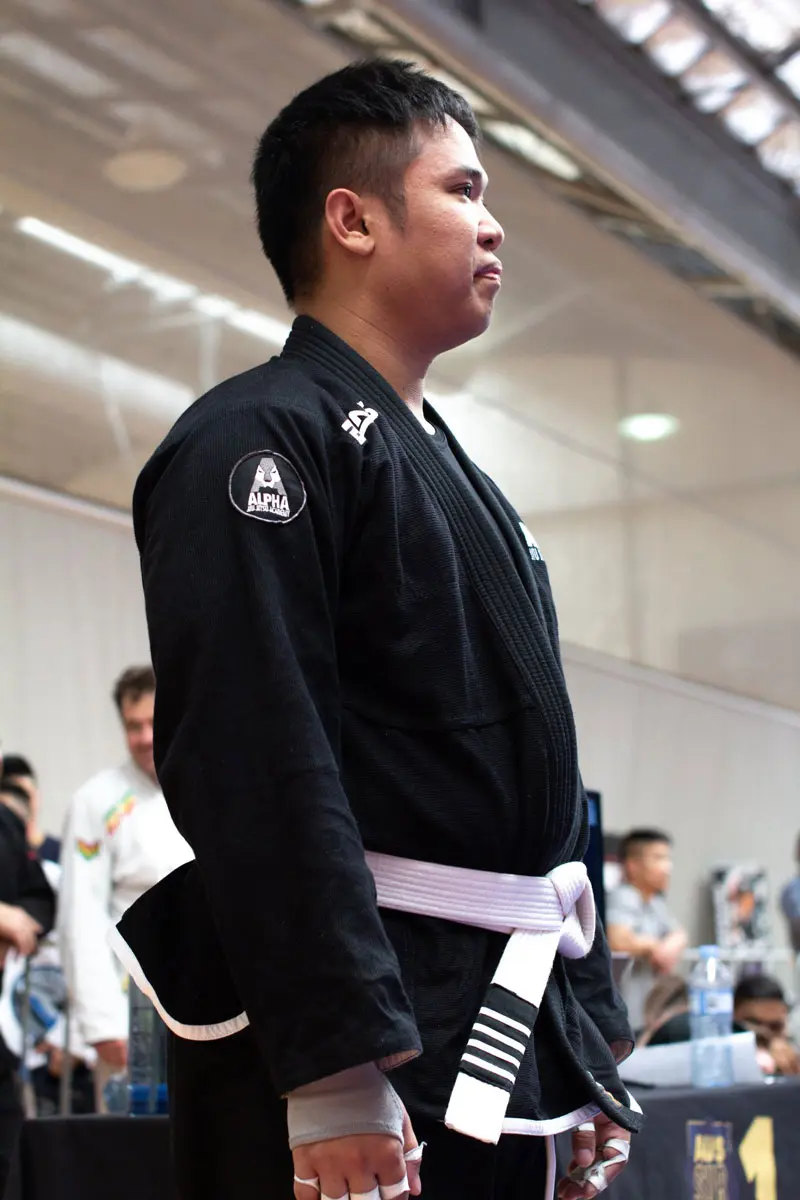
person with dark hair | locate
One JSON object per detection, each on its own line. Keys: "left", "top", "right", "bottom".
{"left": 1, "top": 755, "right": 60, "bottom": 864}
{"left": 606, "top": 830, "right": 687, "bottom": 1034}
{"left": 733, "top": 974, "right": 800, "bottom": 1076}
{"left": 0, "top": 778, "right": 54, "bottom": 1197}
{"left": 114, "top": 60, "right": 638, "bottom": 1200}
{"left": 59, "top": 667, "right": 191, "bottom": 1112}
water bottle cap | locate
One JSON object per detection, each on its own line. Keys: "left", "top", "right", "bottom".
{"left": 698, "top": 944, "right": 720, "bottom": 957}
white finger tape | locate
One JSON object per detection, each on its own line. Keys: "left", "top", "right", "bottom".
{"left": 321, "top": 1193, "right": 349, "bottom": 1200}
{"left": 379, "top": 1176, "right": 409, "bottom": 1199}
{"left": 293, "top": 1177, "right": 321, "bottom": 1192}
{"left": 351, "top": 1188, "right": 381, "bottom": 1200}
{"left": 577, "top": 1122, "right": 596, "bottom": 1133}
{"left": 404, "top": 1144, "right": 425, "bottom": 1163}
{"left": 586, "top": 1166, "right": 609, "bottom": 1194}
{"left": 603, "top": 1137, "right": 630, "bottom": 1164}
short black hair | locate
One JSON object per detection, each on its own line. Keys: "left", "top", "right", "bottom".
{"left": 734, "top": 974, "right": 786, "bottom": 1006}
{"left": 113, "top": 666, "right": 155, "bottom": 714}
{"left": 252, "top": 58, "right": 480, "bottom": 305}
{"left": 1, "top": 754, "right": 34, "bottom": 781}
{"left": 620, "top": 828, "right": 672, "bottom": 862}
{"left": 0, "top": 780, "right": 32, "bottom": 814}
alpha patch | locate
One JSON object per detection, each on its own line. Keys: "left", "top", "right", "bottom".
{"left": 228, "top": 450, "right": 307, "bottom": 524}
{"left": 77, "top": 838, "right": 101, "bottom": 861}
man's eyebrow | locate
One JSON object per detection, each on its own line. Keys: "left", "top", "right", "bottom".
{"left": 449, "top": 165, "right": 488, "bottom": 187}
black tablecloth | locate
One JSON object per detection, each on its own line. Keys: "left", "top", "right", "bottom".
{"left": 8, "top": 1079, "right": 800, "bottom": 1199}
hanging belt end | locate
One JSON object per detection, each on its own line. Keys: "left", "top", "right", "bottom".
{"left": 444, "top": 1073, "right": 509, "bottom": 1145}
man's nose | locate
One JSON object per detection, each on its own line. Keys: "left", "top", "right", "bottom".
{"left": 480, "top": 210, "right": 505, "bottom": 252}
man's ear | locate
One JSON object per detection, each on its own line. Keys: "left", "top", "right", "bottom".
{"left": 324, "top": 189, "right": 375, "bottom": 259}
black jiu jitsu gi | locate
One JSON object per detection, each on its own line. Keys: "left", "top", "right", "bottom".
{"left": 116, "top": 317, "right": 641, "bottom": 1173}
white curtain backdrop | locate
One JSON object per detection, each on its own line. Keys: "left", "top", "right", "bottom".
{"left": 0, "top": 480, "right": 149, "bottom": 836}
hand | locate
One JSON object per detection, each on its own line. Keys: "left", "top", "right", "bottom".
{"left": 767, "top": 1036, "right": 800, "bottom": 1077}
{"left": 608, "top": 1040, "right": 633, "bottom": 1066}
{"left": 558, "top": 1113, "right": 631, "bottom": 1199}
{"left": 0, "top": 903, "right": 42, "bottom": 957}
{"left": 92, "top": 1039, "right": 128, "bottom": 1070}
{"left": 293, "top": 1107, "right": 421, "bottom": 1200}
{"left": 649, "top": 939, "right": 683, "bottom": 975}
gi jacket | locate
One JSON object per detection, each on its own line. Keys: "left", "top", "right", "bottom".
{"left": 120, "top": 317, "right": 640, "bottom": 1134}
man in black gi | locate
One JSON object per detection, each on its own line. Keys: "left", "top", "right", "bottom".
{"left": 115, "top": 60, "right": 640, "bottom": 1200}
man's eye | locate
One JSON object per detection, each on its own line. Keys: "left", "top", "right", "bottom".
{"left": 457, "top": 182, "right": 473, "bottom": 198}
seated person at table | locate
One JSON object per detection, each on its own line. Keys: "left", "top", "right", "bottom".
{"left": 734, "top": 974, "right": 800, "bottom": 1077}
{"left": 606, "top": 829, "right": 688, "bottom": 1033}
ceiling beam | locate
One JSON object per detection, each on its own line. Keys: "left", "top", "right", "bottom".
{"left": 670, "top": 0, "right": 800, "bottom": 127}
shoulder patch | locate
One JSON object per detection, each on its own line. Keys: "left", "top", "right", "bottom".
{"left": 77, "top": 838, "right": 101, "bottom": 861}
{"left": 228, "top": 450, "right": 307, "bottom": 524}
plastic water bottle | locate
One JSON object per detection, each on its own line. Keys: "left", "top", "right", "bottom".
{"left": 127, "top": 979, "right": 169, "bottom": 1115}
{"left": 689, "top": 946, "right": 734, "bottom": 1088}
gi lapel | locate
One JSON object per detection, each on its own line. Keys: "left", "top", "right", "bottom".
{"left": 423, "top": 405, "right": 547, "bottom": 628}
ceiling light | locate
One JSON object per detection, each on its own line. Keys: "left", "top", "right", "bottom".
{"left": 193, "top": 295, "right": 238, "bottom": 318}
{"left": 0, "top": 31, "right": 116, "bottom": 97}
{"left": 15, "top": 216, "right": 291, "bottom": 342}
{"left": 618, "top": 412, "right": 680, "bottom": 442}
{"left": 226, "top": 309, "right": 293, "bottom": 345}
{"left": 16, "top": 217, "right": 141, "bottom": 280}
{"left": 103, "top": 149, "right": 189, "bottom": 192}
{"left": 483, "top": 120, "right": 581, "bottom": 181}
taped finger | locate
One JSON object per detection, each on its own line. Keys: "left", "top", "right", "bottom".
{"left": 404, "top": 1144, "right": 425, "bottom": 1163}
{"left": 379, "top": 1176, "right": 409, "bottom": 1199}
{"left": 294, "top": 1178, "right": 321, "bottom": 1192}
{"left": 585, "top": 1164, "right": 609, "bottom": 1195}
{"left": 351, "top": 1188, "right": 381, "bottom": 1200}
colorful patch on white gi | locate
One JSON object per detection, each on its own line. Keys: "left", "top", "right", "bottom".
{"left": 77, "top": 838, "right": 101, "bottom": 861}
{"left": 104, "top": 790, "right": 136, "bottom": 837}
{"left": 519, "top": 521, "right": 543, "bottom": 562}
{"left": 228, "top": 450, "right": 307, "bottom": 524}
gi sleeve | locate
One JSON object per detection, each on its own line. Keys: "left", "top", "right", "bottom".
{"left": 565, "top": 919, "right": 634, "bottom": 1050}
{"left": 136, "top": 399, "right": 420, "bottom": 1094}
{"left": 60, "top": 790, "right": 128, "bottom": 1044}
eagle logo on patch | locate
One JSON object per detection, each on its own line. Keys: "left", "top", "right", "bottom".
{"left": 229, "top": 450, "right": 307, "bottom": 525}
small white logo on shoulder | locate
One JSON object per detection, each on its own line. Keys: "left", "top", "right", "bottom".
{"left": 519, "top": 521, "right": 543, "bottom": 563}
{"left": 342, "top": 401, "right": 379, "bottom": 446}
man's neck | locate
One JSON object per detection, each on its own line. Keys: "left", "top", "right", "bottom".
{"left": 628, "top": 879, "right": 658, "bottom": 903}
{"left": 297, "top": 297, "right": 431, "bottom": 421}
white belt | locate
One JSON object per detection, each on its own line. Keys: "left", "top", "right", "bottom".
{"left": 364, "top": 852, "right": 596, "bottom": 1145}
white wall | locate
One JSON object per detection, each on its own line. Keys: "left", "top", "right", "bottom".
{"left": 563, "top": 642, "right": 800, "bottom": 951}
{"left": 0, "top": 481, "right": 149, "bottom": 835}
{"left": 2, "top": 480, "right": 797, "bottom": 959}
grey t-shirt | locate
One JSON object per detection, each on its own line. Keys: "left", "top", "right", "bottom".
{"left": 606, "top": 882, "right": 679, "bottom": 1032}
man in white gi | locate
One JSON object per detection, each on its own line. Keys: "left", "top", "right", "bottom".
{"left": 60, "top": 666, "right": 191, "bottom": 1109}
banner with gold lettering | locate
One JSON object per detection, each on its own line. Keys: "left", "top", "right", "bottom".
{"left": 686, "top": 1121, "right": 737, "bottom": 1200}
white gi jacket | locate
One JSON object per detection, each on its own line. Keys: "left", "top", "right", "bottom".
{"left": 60, "top": 760, "right": 192, "bottom": 1045}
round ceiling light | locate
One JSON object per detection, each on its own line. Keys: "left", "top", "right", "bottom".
{"left": 618, "top": 412, "right": 680, "bottom": 442}
{"left": 103, "top": 150, "right": 188, "bottom": 193}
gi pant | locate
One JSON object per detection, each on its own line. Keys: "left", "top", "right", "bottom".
{"left": 168, "top": 1028, "right": 547, "bottom": 1200}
